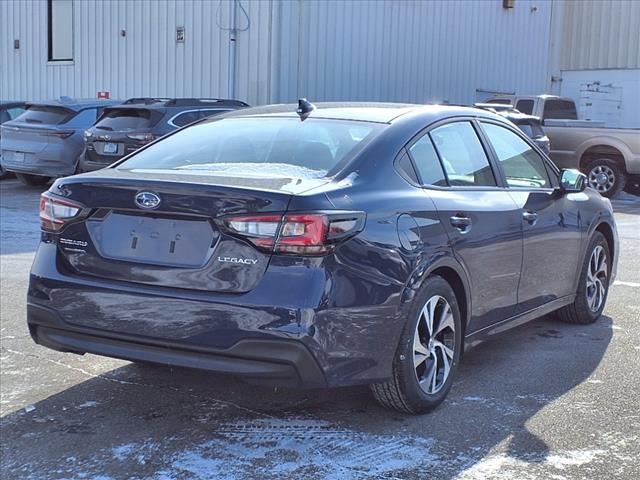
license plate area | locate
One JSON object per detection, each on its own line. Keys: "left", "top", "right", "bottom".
{"left": 102, "top": 142, "right": 119, "bottom": 155}
{"left": 86, "top": 212, "right": 218, "bottom": 268}
{"left": 13, "top": 151, "right": 25, "bottom": 162}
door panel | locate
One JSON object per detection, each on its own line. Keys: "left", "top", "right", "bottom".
{"left": 427, "top": 189, "right": 523, "bottom": 333}
{"left": 509, "top": 190, "right": 582, "bottom": 311}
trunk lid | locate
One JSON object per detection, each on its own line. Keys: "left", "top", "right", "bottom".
{"left": 52, "top": 169, "right": 326, "bottom": 293}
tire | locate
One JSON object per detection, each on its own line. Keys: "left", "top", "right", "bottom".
{"left": 371, "top": 275, "right": 463, "bottom": 414}
{"left": 15, "top": 173, "right": 51, "bottom": 186}
{"left": 584, "top": 158, "right": 626, "bottom": 198}
{"left": 0, "top": 165, "right": 11, "bottom": 180}
{"left": 556, "top": 232, "right": 610, "bottom": 324}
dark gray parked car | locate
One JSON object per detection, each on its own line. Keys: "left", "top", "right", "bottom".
{"left": 0, "top": 98, "right": 122, "bottom": 186}
{"left": 80, "top": 98, "right": 249, "bottom": 172}
{"left": 0, "top": 101, "right": 27, "bottom": 179}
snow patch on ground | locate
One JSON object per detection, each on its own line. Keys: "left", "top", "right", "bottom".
{"left": 455, "top": 448, "right": 606, "bottom": 480}
{"left": 158, "top": 418, "right": 438, "bottom": 479}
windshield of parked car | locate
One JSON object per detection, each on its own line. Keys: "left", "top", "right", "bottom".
{"left": 15, "top": 105, "right": 74, "bottom": 125}
{"left": 94, "top": 108, "right": 159, "bottom": 131}
{"left": 117, "top": 117, "right": 382, "bottom": 178}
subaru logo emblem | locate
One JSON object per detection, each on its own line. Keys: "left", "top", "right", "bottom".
{"left": 135, "top": 192, "right": 161, "bottom": 209}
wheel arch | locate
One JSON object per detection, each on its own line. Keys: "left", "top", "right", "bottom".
{"left": 579, "top": 143, "right": 629, "bottom": 173}
{"left": 405, "top": 256, "right": 472, "bottom": 340}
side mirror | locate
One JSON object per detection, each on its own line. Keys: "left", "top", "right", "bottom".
{"left": 559, "top": 168, "right": 587, "bottom": 193}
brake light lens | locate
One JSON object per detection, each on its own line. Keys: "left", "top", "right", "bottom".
{"left": 39, "top": 192, "right": 84, "bottom": 232}
{"left": 41, "top": 130, "right": 75, "bottom": 139}
{"left": 220, "top": 212, "right": 365, "bottom": 255}
{"left": 126, "top": 133, "right": 155, "bottom": 144}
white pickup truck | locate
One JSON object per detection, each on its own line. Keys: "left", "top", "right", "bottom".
{"left": 487, "top": 94, "right": 640, "bottom": 197}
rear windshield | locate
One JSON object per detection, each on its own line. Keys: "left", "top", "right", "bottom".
{"left": 118, "top": 117, "right": 382, "bottom": 178}
{"left": 94, "top": 108, "right": 158, "bottom": 131}
{"left": 16, "top": 105, "right": 74, "bottom": 125}
{"left": 543, "top": 100, "right": 578, "bottom": 120}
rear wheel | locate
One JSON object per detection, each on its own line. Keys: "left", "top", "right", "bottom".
{"left": 584, "top": 158, "right": 625, "bottom": 198}
{"left": 556, "top": 232, "right": 610, "bottom": 324}
{"left": 371, "top": 276, "right": 462, "bottom": 414}
{"left": 15, "top": 173, "right": 51, "bottom": 186}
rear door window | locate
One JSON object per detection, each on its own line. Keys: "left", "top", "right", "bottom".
{"left": 94, "top": 108, "right": 157, "bottom": 131}
{"left": 409, "top": 135, "right": 447, "bottom": 186}
{"left": 15, "top": 105, "right": 73, "bottom": 125}
{"left": 480, "top": 122, "right": 551, "bottom": 189}
{"left": 429, "top": 122, "right": 496, "bottom": 186}
{"left": 543, "top": 100, "right": 578, "bottom": 120}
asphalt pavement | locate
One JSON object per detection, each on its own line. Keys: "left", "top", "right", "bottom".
{"left": 1, "top": 179, "right": 639, "bottom": 479}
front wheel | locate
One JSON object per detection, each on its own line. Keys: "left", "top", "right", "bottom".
{"left": 15, "top": 173, "right": 51, "bottom": 186}
{"left": 556, "top": 232, "right": 610, "bottom": 324}
{"left": 371, "top": 276, "right": 462, "bottom": 414}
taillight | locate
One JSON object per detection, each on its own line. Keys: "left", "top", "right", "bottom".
{"left": 220, "top": 212, "right": 365, "bottom": 255}
{"left": 39, "top": 192, "right": 85, "bottom": 232}
{"left": 41, "top": 130, "right": 75, "bottom": 139}
{"left": 126, "top": 133, "right": 155, "bottom": 144}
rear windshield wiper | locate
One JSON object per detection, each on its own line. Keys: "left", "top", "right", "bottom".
{"left": 95, "top": 126, "right": 114, "bottom": 131}
{"left": 24, "top": 119, "right": 43, "bottom": 124}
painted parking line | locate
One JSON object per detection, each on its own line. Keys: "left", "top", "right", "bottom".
{"left": 613, "top": 281, "right": 640, "bottom": 288}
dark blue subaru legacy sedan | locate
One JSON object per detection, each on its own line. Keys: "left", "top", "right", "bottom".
{"left": 28, "top": 101, "right": 618, "bottom": 413}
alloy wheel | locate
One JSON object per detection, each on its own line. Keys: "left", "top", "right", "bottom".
{"left": 586, "top": 245, "right": 608, "bottom": 312}
{"left": 588, "top": 165, "right": 616, "bottom": 194}
{"left": 413, "top": 295, "right": 456, "bottom": 394}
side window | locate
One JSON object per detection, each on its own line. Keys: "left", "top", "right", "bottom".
{"left": 430, "top": 122, "right": 496, "bottom": 187}
{"left": 0, "top": 109, "right": 10, "bottom": 124}
{"left": 516, "top": 99, "right": 534, "bottom": 115}
{"left": 480, "top": 122, "right": 551, "bottom": 189}
{"left": 171, "top": 111, "right": 200, "bottom": 127}
{"left": 409, "top": 135, "right": 446, "bottom": 186}
{"left": 396, "top": 151, "right": 419, "bottom": 184}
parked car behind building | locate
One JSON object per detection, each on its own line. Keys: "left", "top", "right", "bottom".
{"left": 0, "top": 101, "right": 27, "bottom": 179}
{"left": 487, "top": 95, "right": 640, "bottom": 197}
{"left": 0, "top": 98, "right": 122, "bottom": 186}
{"left": 80, "top": 98, "right": 249, "bottom": 172}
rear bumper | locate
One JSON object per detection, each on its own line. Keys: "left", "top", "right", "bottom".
{"left": 28, "top": 242, "right": 407, "bottom": 387}
{"left": 28, "top": 303, "right": 326, "bottom": 388}
{"left": 1, "top": 148, "right": 78, "bottom": 177}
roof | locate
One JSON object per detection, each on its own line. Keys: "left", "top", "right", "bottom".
{"left": 220, "top": 102, "right": 421, "bottom": 123}
{"left": 0, "top": 101, "right": 27, "bottom": 108}
{"left": 26, "top": 98, "right": 123, "bottom": 111}
{"left": 217, "top": 102, "right": 504, "bottom": 124}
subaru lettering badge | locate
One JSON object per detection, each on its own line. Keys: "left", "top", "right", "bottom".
{"left": 135, "top": 192, "right": 161, "bottom": 209}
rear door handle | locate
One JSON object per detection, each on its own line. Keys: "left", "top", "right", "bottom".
{"left": 450, "top": 214, "right": 472, "bottom": 233}
{"left": 522, "top": 211, "right": 538, "bottom": 224}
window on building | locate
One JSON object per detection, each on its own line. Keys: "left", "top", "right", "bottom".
{"left": 48, "top": 0, "right": 73, "bottom": 61}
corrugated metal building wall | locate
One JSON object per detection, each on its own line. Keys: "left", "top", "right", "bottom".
{"left": 0, "top": 0, "right": 273, "bottom": 104}
{"left": 1, "top": 0, "right": 638, "bottom": 110}
{"left": 560, "top": 0, "right": 640, "bottom": 71}
{"left": 272, "top": 0, "right": 553, "bottom": 104}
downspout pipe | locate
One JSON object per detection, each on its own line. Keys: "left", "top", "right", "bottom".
{"left": 228, "top": 0, "right": 238, "bottom": 99}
